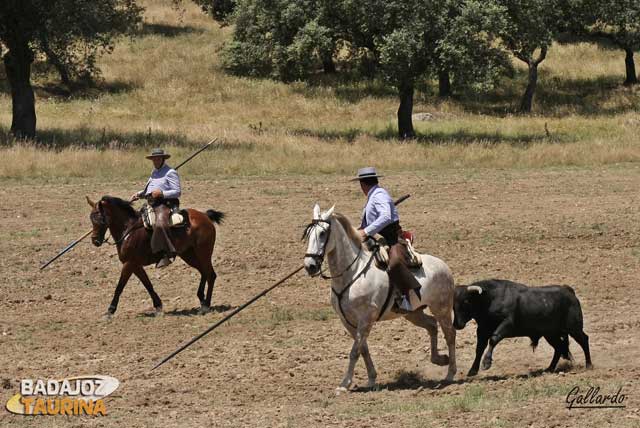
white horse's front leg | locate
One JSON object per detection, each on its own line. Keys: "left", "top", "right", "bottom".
{"left": 337, "top": 319, "right": 374, "bottom": 394}
{"left": 361, "top": 342, "right": 377, "bottom": 389}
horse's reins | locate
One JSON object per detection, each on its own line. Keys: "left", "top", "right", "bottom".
{"left": 103, "top": 221, "right": 144, "bottom": 246}
{"left": 94, "top": 205, "right": 144, "bottom": 246}
{"left": 305, "top": 218, "right": 392, "bottom": 329}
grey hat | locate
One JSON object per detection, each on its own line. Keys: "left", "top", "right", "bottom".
{"left": 350, "top": 167, "right": 384, "bottom": 181}
{"left": 145, "top": 148, "right": 171, "bottom": 159}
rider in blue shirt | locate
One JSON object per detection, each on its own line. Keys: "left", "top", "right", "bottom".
{"left": 355, "top": 167, "right": 421, "bottom": 312}
{"left": 130, "top": 148, "right": 182, "bottom": 268}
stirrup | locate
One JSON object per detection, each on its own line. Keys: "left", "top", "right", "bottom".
{"left": 156, "top": 256, "right": 173, "bottom": 268}
{"left": 399, "top": 294, "right": 413, "bottom": 312}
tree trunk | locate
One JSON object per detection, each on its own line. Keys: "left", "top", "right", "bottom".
{"left": 438, "top": 70, "right": 451, "bottom": 98}
{"left": 40, "top": 35, "right": 72, "bottom": 87}
{"left": 397, "top": 83, "right": 415, "bottom": 140}
{"left": 520, "top": 61, "right": 538, "bottom": 113}
{"left": 3, "top": 46, "right": 36, "bottom": 139}
{"left": 624, "top": 48, "right": 638, "bottom": 86}
{"left": 322, "top": 57, "right": 336, "bottom": 74}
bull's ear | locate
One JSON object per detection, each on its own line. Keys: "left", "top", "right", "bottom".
{"left": 313, "top": 203, "right": 321, "bottom": 220}
{"left": 467, "top": 285, "right": 483, "bottom": 295}
{"left": 86, "top": 196, "right": 96, "bottom": 208}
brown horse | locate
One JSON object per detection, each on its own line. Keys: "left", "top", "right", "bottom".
{"left": 86, "top": 196, "right": 224, "bottom": 319}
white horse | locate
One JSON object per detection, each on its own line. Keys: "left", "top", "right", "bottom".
{"left": 303, "top": 204, "right": 457, "bottom": 393}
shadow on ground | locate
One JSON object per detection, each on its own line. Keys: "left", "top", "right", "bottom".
{"left": 290, "top": 67, "right": 637, "bottom": 117}
{"left": 138, "top": 23, "right": 204, "bottom": 38}
{"left": 0, "top": 125, "right": 199, "bottom": 149}
{"left": 287, "top": 126, "right": 559, "bottom": 146}
{"left": 165, "top": 305, "right": 234, "bottom": 316}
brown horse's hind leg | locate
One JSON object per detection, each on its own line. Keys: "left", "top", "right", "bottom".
{"left": 133, "top": 266, "right": 163, "bottom": 315}
{"left": 179, "top": 249, "right": 207, "bottom": 310}
{"left": 195, "top": 250, "right": 217, "bottom": 311}
{"left": 105, "top": 262, "right": 135, "bottom": 319}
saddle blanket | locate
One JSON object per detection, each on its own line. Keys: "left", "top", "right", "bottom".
{"left": 373, "top": 231, "right": 422, "bottom": 270}
{"left": 141, "top": 204, "right": 188, "bottom": 229}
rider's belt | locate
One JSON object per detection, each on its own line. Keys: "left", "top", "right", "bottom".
{"left": 379, "top": 221, "right": 401, "bottom": 245}
{"left": 148, "top": 197, "right": 180, "bottom": 208}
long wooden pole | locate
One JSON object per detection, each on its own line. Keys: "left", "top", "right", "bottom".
{"left": 39, "top": 138, "right": 218, "bottom": 270}
{"left": 152, "top": 266, "right": 305, "bottom": 370}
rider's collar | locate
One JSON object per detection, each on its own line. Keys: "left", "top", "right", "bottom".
{"left": 366, "top": 184, "right": 379, "bottom": 199}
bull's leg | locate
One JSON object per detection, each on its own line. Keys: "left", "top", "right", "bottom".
{"left": 544, "top": 335, "right": 563, "bottom": 372}
{"left": 468, "top": 328, "right": 490, "bottom": 376}
{"left": 405, "top": 311, "right": 448, "bottom": 366}
{"left": 105, "top": 262, "right": 135, "bottom": 320}
{"left": 133, "top": 266, "right": 163, "bottom": 315}
{"left": 481, "top": 318, "right": 514, "bottom": 371}
{"left": 569, "top": 330, "right": 593, "bottom": 369}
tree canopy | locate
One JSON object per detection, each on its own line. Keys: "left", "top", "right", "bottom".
{"left": 222, "top": 0, "right": 511, "bottom": 138}
{"left": 0, "top": 0, "right": 142, "bottom": 138}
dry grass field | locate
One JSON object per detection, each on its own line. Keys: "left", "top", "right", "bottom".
{"left": 1, "top": 1, "right": 640, "bottom": 427}
{"left": 0, "top": 0, "right": 639, "bottom": 179}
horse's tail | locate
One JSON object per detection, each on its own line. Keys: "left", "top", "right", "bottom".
{"left": 206, "top": 209, "right": 225, "bottom": 224}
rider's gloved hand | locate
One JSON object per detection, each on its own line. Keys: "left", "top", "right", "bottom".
{"left": 129, "top": 193, "right": 139, "bottom": 203}
{"left": 364, "top": 237, "right": 378, "bottom": 251}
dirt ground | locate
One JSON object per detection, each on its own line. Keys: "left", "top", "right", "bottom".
{"left": 1, "top": 166, "right": 640, "bottom": 428}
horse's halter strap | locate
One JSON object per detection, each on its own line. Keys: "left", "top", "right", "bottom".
{"left": 304, "top": 218, "right": 362, "bottom": 280}
{"left": 304, "top": 216, "right": 384, "bottom": 329}
{"left": 90, "top": 204, "right": 109, "bottom": 244}
{"left": 304, "top": 219, "right": 331, "bottom": 260}
{"left": 91, "top": 203, "right": 142, "bottom": 246}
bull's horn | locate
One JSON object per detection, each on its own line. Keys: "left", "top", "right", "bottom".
{"left": 467, "top": 285, "right": 483, "bottom": 294}
{"left": 86, "top": 196, "right": 96, "bottom": 208}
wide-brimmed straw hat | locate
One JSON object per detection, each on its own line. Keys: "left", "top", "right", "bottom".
{"left": 145, "top": 148, "right": 171, "bottom": 159}
{"left": 350, "top": 167, "right": 384, "bottom": 181}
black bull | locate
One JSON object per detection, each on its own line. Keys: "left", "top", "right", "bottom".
{"left": 453, "top": 279, "right": 593, "bottom": 376}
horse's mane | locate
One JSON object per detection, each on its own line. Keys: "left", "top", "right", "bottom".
{"left": 101, "top": 196, "right": 139, "bottom": 219}
{"left": 332, "top": 212, "right": 364, "bottom": 250}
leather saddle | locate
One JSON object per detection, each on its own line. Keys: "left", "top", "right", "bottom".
{"left": 372, "top": 231, "right": 422, "bottom": 271}
{"left": 141, "top": 204, "right": 189, "bottom": 229}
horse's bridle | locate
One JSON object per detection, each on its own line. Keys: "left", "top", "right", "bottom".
{"left": 303, "top": 216, "right": 385, "bottom": 329}
{"left": 90, "top": 204, "right": 109, "bottom": 245}
{"left": 90, "top": 202, "right": 143, "bottom": 247}
{"left": 303, "top": 218, "right": 363, "bottom": 280}
{"left": 304, "top": 219, "right": 332, "bottom": 264}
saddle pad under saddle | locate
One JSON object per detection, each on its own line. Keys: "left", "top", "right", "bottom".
{"left": 141, "top": 204, "right": 188, "bottom": 229}
{"left": 373, "top": 235, "right": 422, "bottom": 271}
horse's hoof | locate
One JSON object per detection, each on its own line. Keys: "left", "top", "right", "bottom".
{"left": 467, "top": 368, "right": 478, "bottom": 377}
{"left": 335, "top": 386, "right": 348, "bottom": 396}
{"left": 481, "top": 358, "right": 492, "bottom": 371}
{"left": 198, "top": 305, "right": 211, "bottom": 315}
{"left": 154, "top": 307, "right": 164, "bottom": 317}
{"left": 101, "top": 312, "right": 113, "bottom": 321}
{"left": 368, "top": 382, "right": 380, "bottom": 391}
{"left": 431, "top": 354, "right": 449, "bottom": 366}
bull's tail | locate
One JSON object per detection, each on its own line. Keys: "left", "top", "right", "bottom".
{"left": 206, "top": 210, "right": 225, "bottom": 224}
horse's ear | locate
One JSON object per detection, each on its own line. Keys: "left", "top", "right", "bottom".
{"left": 313, "top": 203, "right": 321, "bottom": 219}
{"left": 86, "top": 196, "right": 96, "bottom": 208}
{"left": 322, "top": 205, "right": 335, "bottom": 220}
